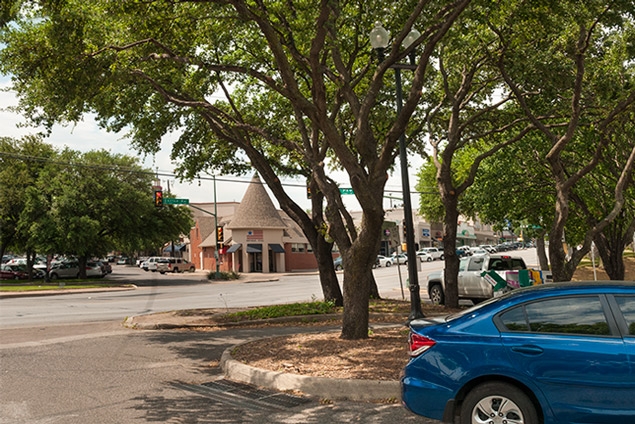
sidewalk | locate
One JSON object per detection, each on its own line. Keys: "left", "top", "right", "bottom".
{"left": 3, "top": 273, "right": 403, "bottom": 402}
{"left": 124, "top": 309, "right": 402, "bottom": 402}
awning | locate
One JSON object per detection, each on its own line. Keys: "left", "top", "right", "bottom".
{"left": 269, "top": 243, "right": 285, "bottom": 253}
{"left": 163, "top": 243, "right": 186, "bottom": 252}
{"left": 247, "top": 244, "right": 262, "bottom": 253}
{"left": 226, "top": 243, "right": 241, "bottom": 253}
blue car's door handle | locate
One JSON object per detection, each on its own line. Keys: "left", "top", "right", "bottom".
{"left": 510, "top": 345, "right": 544, "bottom": 355}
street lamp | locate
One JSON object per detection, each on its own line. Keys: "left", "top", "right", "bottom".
{"left": 370, "top": 22, "right": 424, "bottom": 321}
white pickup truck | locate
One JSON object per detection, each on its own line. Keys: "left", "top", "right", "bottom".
{"left": 426, "top": 254, "right": 552, "bottom": 305}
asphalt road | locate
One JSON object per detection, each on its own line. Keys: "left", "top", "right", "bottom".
{"left": 1, "top": 250, "right": 539, "bottom": 423}
{"left": 1, "top": 322, "right": 438, "bottom": 424}
{"left": 1, "top": 248, "right": 540, "bottom": 328}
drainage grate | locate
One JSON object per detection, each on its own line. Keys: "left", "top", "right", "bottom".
{"left": 176, "top": 379, "right": 311, "bottom": 411}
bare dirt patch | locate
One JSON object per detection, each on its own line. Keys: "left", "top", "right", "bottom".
{"left": 231, "top": 326, "right": 410, "bottom": 381}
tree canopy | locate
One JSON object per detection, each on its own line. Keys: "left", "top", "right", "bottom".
{"left": 0, "top": 136, "right": 193, "bottom": 274}
{"left": 0, "top": 0, "right": 473, "bottom": 339}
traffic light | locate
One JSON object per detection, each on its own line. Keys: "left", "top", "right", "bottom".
{"left": 216, "top": 225, "right": 224, "bottom": 243}
{"left": 306, "top": 184, "right": 312, "bottom": 199}
{"left": 153, "top": 190, "right": 163, "bottom": 207}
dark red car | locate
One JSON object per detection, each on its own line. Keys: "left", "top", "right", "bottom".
{"left": 0, "top": 264, "right": 30, "bottom": 280}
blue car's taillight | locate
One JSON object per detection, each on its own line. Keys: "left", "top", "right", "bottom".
{"left": 409, "top": 332, "right": 436, "bottom": 357}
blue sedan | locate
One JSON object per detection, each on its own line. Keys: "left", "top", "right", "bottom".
{"left": 401, "top": 282, "right": 635, "bottom": 424}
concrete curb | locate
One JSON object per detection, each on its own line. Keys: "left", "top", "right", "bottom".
{"left": 220, "top": 341, "right": 401, "bottom": 402}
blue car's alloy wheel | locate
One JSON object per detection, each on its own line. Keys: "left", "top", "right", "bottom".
{"left": 460, "top": 382, "right": 537, "bottom": 424}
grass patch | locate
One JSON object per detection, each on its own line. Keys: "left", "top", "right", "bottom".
{"left": 214, "top": 299, "right": 457, "bottom": 324}
{"left": 0, "top": 282, "right": 130, "bottom": 292}
{"left": 221, "top": 301, "right": 337, "bottom": 322}
{"left": 207, "top": 270, "right": 241, "bottom": 280}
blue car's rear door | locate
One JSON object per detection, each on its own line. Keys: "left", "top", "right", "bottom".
{"left": 499, "top": 295, "right": 633, "bottom": 423}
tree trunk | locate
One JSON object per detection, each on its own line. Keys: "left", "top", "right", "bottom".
{"left": 442, "top": 199, "right": 460, "bottom": 308}
{"left": 535, "top": 233, "right": 550, "bottom": 270}
{"left": 26, "top": 250, "right": 37, "bottom": 280}
{"left": 369, "top": 274, "right": 380, "bottom": 299}
{"left": 594, "top": 231, "right": 626, "bottom": 280}
{"left": 341, "top": 256, "right": 371, "bottom": 340}
{"left": 339, "top": 209, "right": 384, "bottom": 340}
{"left": 314, "top": 237, "right": 343, "bottom": 306}
{"left": 78, "top": 256, "right": 87, "bottom": 279}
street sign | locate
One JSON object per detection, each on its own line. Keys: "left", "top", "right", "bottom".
{"left": 339, "top": 188, "right": 354, "bottom": 195}
{"left": 163, "top": 198, "right": 189, "bottom": 205}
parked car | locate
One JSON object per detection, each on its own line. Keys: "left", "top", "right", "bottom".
{"left": 1, "top": 254, "right": 14, "bottom": 264}
{"left": 333, "top": 256, "right": 343, "bottom": 271}
{"left": 470, "top": 248, "right": 489, "bottom": 256}
{"left": 416, "top": 251, "right": 433, "bottom": 262}
{"left": 391, "top": 253, "right": 408, "bottom": 265}
{"left": 156, "top": 258, "right": 196, "bottom": 274}
{"left": 426, "top": 254, "right": 552, "bottom": 305}
{"left": 85, "top": 261, "right": 105, "bottom": 278}
{"left": 417, "top": 247, "right": 444, "bottom": 261}
{"left": 456, "top": 245, "right": 473, "bottom": 256}
{"left": 479, "top": 244, "right": 497, "bottom": 253}
{"left": 402, "top": 281, "right": 635, "bottom": 424}
{"left": 375, "top": 255, "right": 393, "bottom": 268}
{"left": 141, "top": 257, "right": 162, "bottom": 272}
{"left": 117, "top": 257, "right": 132, "bottom": 265}
{"left": 48, "top": 261, "right": 80, "bottom": 280}
{"left": 97, "top": 260, "right": 112, "bottom": 274}
{"left": 0, "top": 264, "right": 29, "bottom": 280}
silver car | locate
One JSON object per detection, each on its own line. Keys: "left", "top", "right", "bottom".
{"left": 48, "top": 262, "right": 80, "bottom": 280}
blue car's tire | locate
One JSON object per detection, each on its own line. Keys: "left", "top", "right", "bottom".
{"left": 460, "top": 382, "right": 538, "bottom": 424}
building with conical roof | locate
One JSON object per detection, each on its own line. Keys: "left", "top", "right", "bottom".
{"left": 224, "top": 174, "right": 287, "bottom": 273}
{"left": 188, "top": 174, "right": 324, "bottom": 273}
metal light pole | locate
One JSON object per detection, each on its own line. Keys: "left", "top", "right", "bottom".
{"left": 370, "top": 23, "right": 424, "bottom": 321}
{"left": 213, "top": 175, "right": 220, "bottom": 279}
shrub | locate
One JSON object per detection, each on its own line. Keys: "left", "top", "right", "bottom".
{"left": 207, "top": 270, "right": 240, "bottom": 280}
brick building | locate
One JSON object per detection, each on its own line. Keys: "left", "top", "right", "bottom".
{"left": 188, "top": 175, "right": 321, "bottom": 273}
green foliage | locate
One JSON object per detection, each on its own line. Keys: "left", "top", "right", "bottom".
{"left": 0, "top": 136, "right": 193, "bottom": 259}
{"left": 223, "top": 301, "right": 337, "bottom": 322}
{"left": 207, "top": 270, "right": 240, "bottom": 281}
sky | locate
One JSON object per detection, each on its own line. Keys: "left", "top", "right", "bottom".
{"left": 0, "top": 75, "right": 422, "bottom": 214}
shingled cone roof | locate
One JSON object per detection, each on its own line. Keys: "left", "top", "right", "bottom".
{"left": 226, "top": 174, "right": 286, "bottom": 229}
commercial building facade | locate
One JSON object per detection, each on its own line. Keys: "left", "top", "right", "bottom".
{"left": 186, "top": 175, "right": 500, "bottom": 273}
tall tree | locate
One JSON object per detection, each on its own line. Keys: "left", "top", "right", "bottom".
{"left": 567, "top": 114, "right": 635, "bottom": 279}
{"left": 410, "top": 4, "right": 535, "bottom": 308}
{"left": 0, "top": 0, "right": 472, "bottom": 338}
{"left": 0, "top": 135, "right": 56, "bottom": 275}
{"left": 32, "top": 149, "right": 194, "bottom": 274}
{"left": 458, "top": 134, "right": 555, "bottom": 270}
{"left": 493, "top": 0, "right": 635, "bottom": 281}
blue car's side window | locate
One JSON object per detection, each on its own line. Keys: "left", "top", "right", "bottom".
{"left": 524, "top": 296, "right": 610, "bottom": 336}
{"left": 500, "top": 306, "right": 529, "bottom": 331}
{"left": 614, "top": 296, "right": 635, "bottom": 336}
